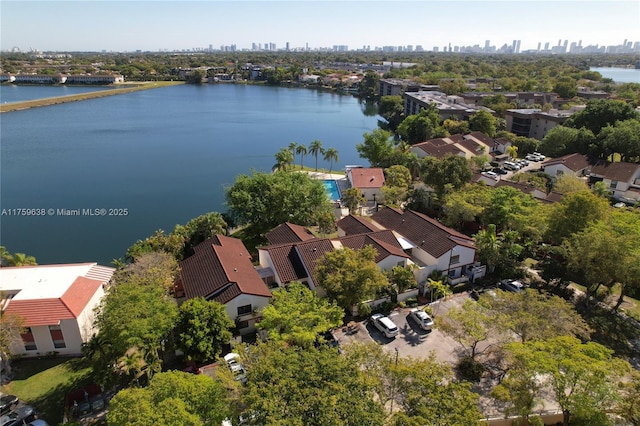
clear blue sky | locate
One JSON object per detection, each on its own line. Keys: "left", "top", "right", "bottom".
{"left": 1, "top": 0, "right": 639, "bottom": 52}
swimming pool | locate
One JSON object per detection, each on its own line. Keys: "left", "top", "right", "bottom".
{"left": 322, "top": 180, "right": 341, "bottom": 201}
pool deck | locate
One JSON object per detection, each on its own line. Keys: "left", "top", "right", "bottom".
{"left": 307, "top": 171, "right": 350, "bottom": 197}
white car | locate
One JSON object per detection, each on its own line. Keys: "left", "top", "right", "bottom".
{"left": 408, "top": 308, "right": 434, "bottom": 331}
{"left": 370, "top": 313, "right": 399, "bottom": 338}
{"left": 481, "top": 171, "right": 499, "bottom": 180}
{"left": 223, "top": 353, "right": 247, "bottom": 384}
{"left": 503, "top": 161, "right": 521, "bottom": 171}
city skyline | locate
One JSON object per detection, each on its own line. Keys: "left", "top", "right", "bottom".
{"left": 1, "top": 1, "right": 639, "bottom": 53}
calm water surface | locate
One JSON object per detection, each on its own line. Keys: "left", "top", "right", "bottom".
{"left": 589, "top": 67, "right": 640, "bottom": 84}
{"left": 1, "top": 84, "right": 378, "bottom": 264}
{"left": 0, "top": 84, "right": 116, "bottom": 103}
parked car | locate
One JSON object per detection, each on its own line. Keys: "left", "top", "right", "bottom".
{"left": 481, "top": 171, "right": 499, "bottom": 180}
{"left": 517, "top": 159, "right": 529, "bottom": 166}
{"left": 470, "top": 288, "right": 499, "bottom": 301}
{"left": 408, "top": 308, "right": 434, "bottom": 331}
{"left": 0, "top": 396, "right": 18, "bottom": 415}
{"left": 503, "top": 161, "right": 521, "bottom": 171}
{"left": 224, "top": 353, "right": 247, "bottom": 384}
{"left": 370, "top": 313, "right": 399, "bottom": 338}
{"left": 0, "top": 405, "right": 37, "bottom": 426}
{"left": 492, "top": 167, "right": 508, "bottom": 175}
{"left": 500, "top": 279, "right": 525, "bottom": 293}
{"left": 525, "top": 153, "right": 545, "bottom": 162}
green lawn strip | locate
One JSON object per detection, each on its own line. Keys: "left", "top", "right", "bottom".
{"left": 1, "top": 357, "right": 95, "bottom": 424}
{"left": 0, "top": 81, "right": 183, "bottom": 113}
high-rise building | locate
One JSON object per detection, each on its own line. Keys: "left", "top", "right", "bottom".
{"left": 544, "top": 42, "right": 550, "bottom": 50}
{"left": 537, "top": 42, "right": 541, "bottom": 51}
{"left": 516, "top": 40, "right": 521, "bottom": 53}
{"left": 286, "top": 42, "right": 290, "bottom": 51}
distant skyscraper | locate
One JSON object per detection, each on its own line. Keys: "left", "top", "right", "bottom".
{"left": 516, "top": 40, "right": 521, "bottom": 53}
{"left": 537, "top": 42, "right": 541, "bottom": 51}
{"left": 485, "top": 40, "right": 490, "bottom": 49}
{"left": 544, "top": 42, "right": 550, "bottom": 50}
{"left": 286, "top": 42, "right": 290, "bottom": 51}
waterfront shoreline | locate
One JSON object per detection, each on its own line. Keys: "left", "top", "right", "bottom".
{"left": 0, "top": 81, "right": 184, "bottom": 113}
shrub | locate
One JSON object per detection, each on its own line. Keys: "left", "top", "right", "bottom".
{"left": 404, "top": 297, "right": 418, "bottom": 307}
{"left": 357, "top": 302, "right": 372, "bottom": 317}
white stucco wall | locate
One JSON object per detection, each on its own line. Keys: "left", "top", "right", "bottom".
{"left": 76, "top": 285, "right": 106, "bottom": 342}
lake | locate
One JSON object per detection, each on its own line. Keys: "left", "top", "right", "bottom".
{"left": 589, "top": 67, "right": 640, "bottom": 84}
{"left": 0, "top": 84, "right": 378, "bottom": 265}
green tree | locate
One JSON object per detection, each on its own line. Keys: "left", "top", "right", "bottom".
{"left": 512, "top": 136, "right": 540, "bottom": 156}
{"left": 175, "top": 298, "right": 234, "bottom": 363}
{"left": 539, "top": 125, "right": 596, "bottom": 158}
{"left": 552, "top": 174, "right": 588, "bottom": 194}
{"left": 180, "top": 212, "right": 227, "bottom": 257}
{"left": 341, "top": 187, "right": 366, "bottom": 214}
{"left": 502, "top": 336, "right": 629, "bottom": 426}
{"left": 0, "top": 247, "right": 37, "bottom": 266}
{"left": 473, "top": 224, "right": 501, "bottom": 273}
{"left": 185, "top": 69, "right": 205, "bottom": 84}
{"left": 421, "top": 155, "right": 473, "bottom": 201}
{"left": 387, "top": 265, "right": 417, "bottom": 293}
{"left": 443, "top": 118, "right": 470, "bottom": 135}
{"left": 226, "top": 170, "right": 332, "bottom": 237}
{"left": 436, "top": 299, "right": 495, "bottom": 360}
{"left": 91, "top": 281, "right": 178, "bottom": 385}
{"left": 397, "top": 104, "right": 445, "bottom": 145}
{"left": 359, "top": 70, "right": 380, "bottom": 101}
{"left": 378, "top": 95, "right": 405, "bottom": 132}
{"left": 546, "top": 190, "right": 609, "bottom": 244}
{"left": 323, "top": 147, "right": 339, "bottom": 174}
{"left": 309, "top": 139, "right": 325, "bottom": 171}
{"left": 108, "top": 371, "right": 230, "bottom": 426}
{"left": 315, "top": 246, "right": 390, "bottom": 310}
{"left": 564, "top": 99, "right": 639, "bottom": 136}
{"left": 553, "top": 76, "right": 577, "bottom": 98}
{"left": 505, "top": 145, "right": 518, "bottom": 159}
{"left": 598, "top": 118, "right": 640, "bottom": 162}
{"left": 273, "top": 147, "right": 295, "bottom": 172}
{"left": 243, "top": 342, "right": 385, "bottom": 425}
{"left": 0, "top": 313, "right": 25, "bottom": 361}
{"left": 483, "top": 186, "right": 548, "bottom": 242}
{"left": 295, "top": 143, "right": 307, "bottom": 169}
{"left": 356, "top": 128, "right": 395, "bottom": 167}
{"left": 469, "top": 110, "right": 497, "bottom": 137}
{"left": 441, "top": 183, "right": 491, "bottom": 230}
{"left": 112, "top": 251, "right": 178, "bottom": 295}
{"left": 258, "top": 282, "right": 344, "bottom": 347}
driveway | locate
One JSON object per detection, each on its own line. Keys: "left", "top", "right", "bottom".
{"left": 333, "top": 293, "right": 471, "bottom": 365}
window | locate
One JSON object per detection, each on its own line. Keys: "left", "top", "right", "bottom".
{"left": 236, "top": 320, "right": 249, "bottom": 329}
{"left": 610, "top": 180, "right": 618, "bottom": 189}
{"left": 21, "top": 327, "right": 37, "bottom": 351}
{"left": 49, "top": 325, "right": 66, "bottom": 349}
{"left": 450, "top": 255, "right": 460, "bottom": 265}
{"left": 237, "top": 304, "right": 252, "bottom": 316}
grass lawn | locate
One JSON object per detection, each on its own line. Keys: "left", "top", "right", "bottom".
{"left": 1, "top": 357, "right": 96, "bottom": 424}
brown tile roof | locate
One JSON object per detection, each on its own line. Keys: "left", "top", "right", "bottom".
{"left": 261, "top": 243, "right": 308, "bottom": 283}
{"left": 466, "top": 132, "right": 494, "bottom": 146}
{"left": 590, "top": 161, "right": 640, "bottom": 182}
{"left": 179, "top": 235, "right": 271, "bottom": 304}
{"left": 349, "top": 167, "right": 385, "bottom": 189}
{"left": 4, "top": 277, "right": 103, "bottom": 327}
{"left": 541, "top": 153, "right": 590, "bottom": 172}
{"left": 266, "top": 222, "right": 316, "bottom": 245}
{"left": 338, "top": 230, "right": 409, "bottom": 263}
{"left": 448, "top": 134, "right": 465, "bottom": 144}
{"left": 336, "top": 214, "right": 381, "bottom": 236}
{"left": 370, "top": 208, "right": 474, "bottom": 258}
{"left": 413, "top": 141, "right": 464, "bottom": 158}
{"left": 293, "top": 239, "right": 336, "bottom": 284}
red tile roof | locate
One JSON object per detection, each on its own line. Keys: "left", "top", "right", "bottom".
{"left": 261, "top": 243, "right": 309, "bottom": 283}
{"left": 293, "top": 239, "right": 336, "bottom": 284}
{"left": 413, "top": 140, "right": 464, "bottom": 158}
{"left": 349, "top": 167, "right": 385, "bottom": 189}
{"left": 590, "top": 161, "right": 640, "bottom": 182}
{"left": 466, "top": 132, "right": 494, "bottom": 146}
{"left": 265, "top": 222, "right": 316, "bottom": 245}
{"left": 370, "top": 208, "right": 474, "bottom": 258}
{"left": 4, "top": 277, "right": 103, "bottom": 327}
{"left": 336, "top": 214, "right": 381, "bottom": 236}
{"left": 179, "top": 236, "right": 271, "bottom": 304}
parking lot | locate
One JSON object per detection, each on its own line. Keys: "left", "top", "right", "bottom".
{"left": 333, "top": 293, "right": 471, "bottom": 364}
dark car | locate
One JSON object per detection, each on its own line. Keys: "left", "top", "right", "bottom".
{"left": 492, "top": 167, "right": 508, "bottom": 175}
{"left": 0, "top": 405, "right": 37, "bottom": 426}
{"left": 0, "top": 396, "right": 18, "bottom": 415}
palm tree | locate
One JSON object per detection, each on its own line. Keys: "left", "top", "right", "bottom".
{"left": 6, "top": 252, "right": 37, "bottom": 266}
{"left": 323, "top": 147, "right": 339, "bottom": 174}
{"left": 506, "top": 145, "right": 518, "bottom": 160}
{"left": 273, "top": 148, "right": 294, "bottom": 172}
{"left": 309, "top": 140, "right": 324, "bottom": 171}
{"left": 288, "top": 141, "right": 297, "bottom": 155}
{"left": 295, "top": 144, "right": 307, "bottom": 170}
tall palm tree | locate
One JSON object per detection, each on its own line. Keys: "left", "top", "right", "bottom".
{"left": 288, "top": 141, "right": 297, "bottom": 155}
{"left": 323, "top": 147, "right": 339, "bottom": 174}
{"left": 6, "top": 252, "right": 37, "bottom": 266}
{"left": 273, "top": 148, "right": 294, "bottom": 172}
{"left": 309, "top": 140, "right": 324, "bottom": 171}
{"left": 506, "top": 145, "right": 518, "bottom": 160}
{"left": 295, "top": 144, "right": 307, "bottom": 170}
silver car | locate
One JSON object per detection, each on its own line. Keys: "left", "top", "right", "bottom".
{"left": 371, "top": 313, "right": 399, "bottom": 338}
{"left": 408, "top": 308, "right": 434, "bottom": 331}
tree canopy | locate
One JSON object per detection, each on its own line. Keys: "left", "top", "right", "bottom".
{"left": 225, "top": 170, "right": 332, "bottom": 237}
{"left": 397, "top": 105, "right": 446, "bottom": 145}
{"left": 564, "top": 99, "right": 639, "bottom": 136}
{"left": 108, "top": 371, "right": 230, "bottom": 426}
{"left": 175, "top": 297, "right": 234, "bottom": 363}
{"left": 421, "top": 155, "right": 473, "bottom": 201}
{"left": 356, "top": 128, "right": 395, "bottom": 167}
{"left": 258, "top": 282, "right": 344, "bottom": 347}
{"left": 469, "top": 110, "right": 497, "bottom": 137}
{"left": 315, "top": 246, "right": 390, "bottom": 310}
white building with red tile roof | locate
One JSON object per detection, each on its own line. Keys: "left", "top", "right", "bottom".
{"left": 347, "top": 167, "right": 385, "bottom": 202}
{"left": 0, "top": 263, "right": 114, "bottom": 357}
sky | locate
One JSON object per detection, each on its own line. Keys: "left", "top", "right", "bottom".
{"left": 1, "top": 0, "right": 639, "bottom": 52}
